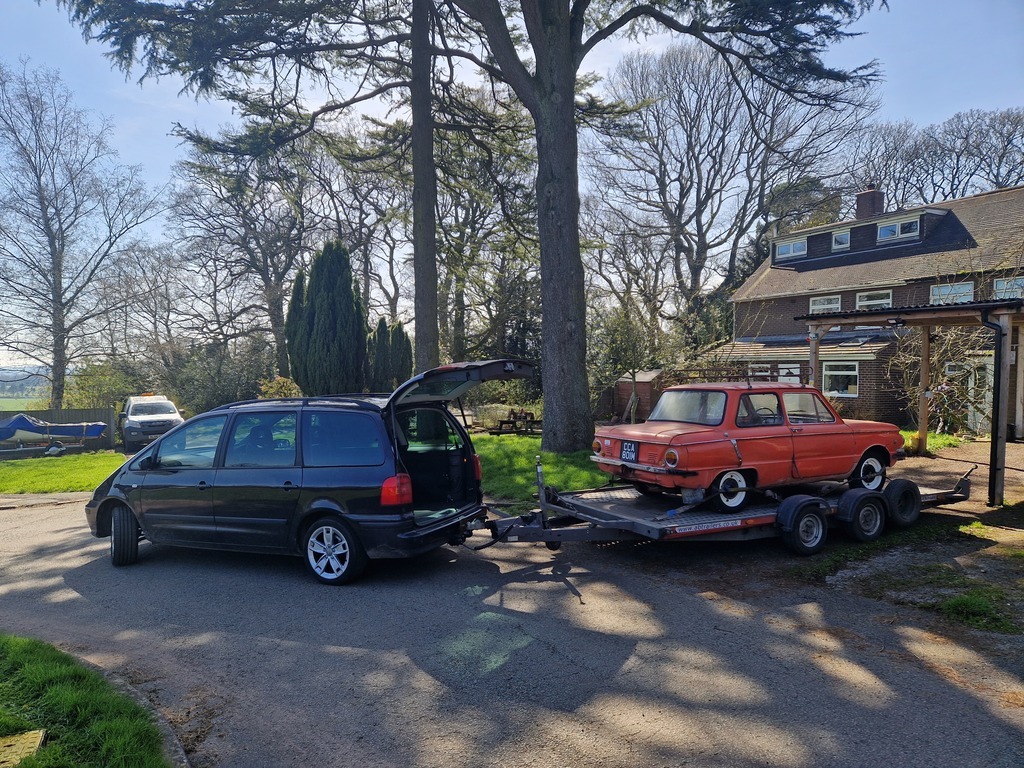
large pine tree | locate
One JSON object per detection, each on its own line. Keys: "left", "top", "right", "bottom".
{"left": 286, "top": 241, "right": 366, "bottom": 395}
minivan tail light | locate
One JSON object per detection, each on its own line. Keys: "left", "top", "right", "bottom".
{"left": 472, "top": 454, "right": 482, "bottom": 481}
{"left": 381, "top": 474, "right": 413, "bottom": 506}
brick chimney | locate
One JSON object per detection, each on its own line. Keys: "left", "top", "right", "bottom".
{"left": 855, "top": 184, "right": 886, "bottom": 219}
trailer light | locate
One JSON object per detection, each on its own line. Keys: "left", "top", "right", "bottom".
{"left": 664, "top": 449, "right": 679, "bottom": 468}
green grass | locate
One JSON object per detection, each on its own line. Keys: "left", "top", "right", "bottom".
{"left": 0, "top": 452, "right": 125, "bottom": 493}
{"left": 0, "top": 397, "right": 37, "bottom": 411}
{"left": 474, "top": 434, "right": 608, "bottom": 511}
{"left": 0, "top": 634, "right": 172, "bottom": 767}
{"left": 899, "top": 430, "right": 963, "bottom": 453}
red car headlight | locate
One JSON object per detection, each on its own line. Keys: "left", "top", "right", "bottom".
{"left": 664, "top": 448, "right": 679, "bottom": 468}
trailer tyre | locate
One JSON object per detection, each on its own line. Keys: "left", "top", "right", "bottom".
{"left": 838, "top": 489, "right": 887, "bottom": 542}
{"left": 779, "top": 496, "right": 828, "bottom": 556}
{"left": 883, "top": 479, "right": 922, "bottom": 528}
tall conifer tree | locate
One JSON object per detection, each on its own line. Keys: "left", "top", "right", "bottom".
{"left": 285, "top": 241, "right": 366, "bottom": 395}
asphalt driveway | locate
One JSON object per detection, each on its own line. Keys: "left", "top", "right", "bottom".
{"left": 1, "top": 447, "right": 1023, "bottom": 767}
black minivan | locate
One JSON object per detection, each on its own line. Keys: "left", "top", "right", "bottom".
{"left": 85, "top": 360, "right": 534, "bottom": 584}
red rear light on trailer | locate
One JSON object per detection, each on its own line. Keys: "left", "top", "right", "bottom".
{"left": 472, "top": 454, "right": 483, "bottom": 481}
{"left": 380, "top": 473, "right": 413, "bottom": 506}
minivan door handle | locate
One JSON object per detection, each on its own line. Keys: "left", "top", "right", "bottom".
{"left": 197, "top": 480, "right": 211, "bottom": 491}
{"left": 281, "top": 481, "right": 296, "bottom": 492}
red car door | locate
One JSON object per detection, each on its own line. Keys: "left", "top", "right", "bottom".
{"left": 782, "top": 391, "right": 858, "bottom": 481}
{"left": 731, "top": 391, "right": 794, "bottom": 487}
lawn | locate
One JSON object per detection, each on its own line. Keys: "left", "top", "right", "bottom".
{"left": 0, "top": 452, "right": 125, "bottom": 494}
{"left": 473, "top": 433, "right": 608, "bottom": 508}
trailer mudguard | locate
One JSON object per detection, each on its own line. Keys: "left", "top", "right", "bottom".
{"left": 835, "top": 488, "right": 888, "bottom": 524}
{"left": 775, "top": 494, "right": 829, "bottom": 532}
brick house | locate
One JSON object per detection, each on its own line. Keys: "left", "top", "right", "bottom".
{"left": 719, "top": 184, "right": 1024, "bottom": 430}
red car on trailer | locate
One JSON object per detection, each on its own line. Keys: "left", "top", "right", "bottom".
{"left": 592, "top": 382, "right": 904, "bottom": 512}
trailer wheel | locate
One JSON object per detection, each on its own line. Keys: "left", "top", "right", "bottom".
{"left": 883, "top": 479, "right": 922, "bottom": 528}
{"left": 712, "top": 470, "right": 750, "bottom": 513}
{"left": 838, "top": 489, "right": 886, "bottom": 542}
{"left": 545, "top": 541, "right": 562, "bottom": 551}
{"left": 779, "top": 498, "right": 828, "bottom": 556}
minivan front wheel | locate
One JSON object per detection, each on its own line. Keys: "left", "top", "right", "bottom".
{"left": 110, "top": 504, "right": 140, "bottom": 566}
{"left": 303, "top": 517, "right": 367, "bottom": 585}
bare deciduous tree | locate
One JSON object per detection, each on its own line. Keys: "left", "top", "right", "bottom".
{"left": 0, "top": 61, "right": 161, "bottom": 408}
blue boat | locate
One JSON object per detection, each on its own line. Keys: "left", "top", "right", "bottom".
{"left": 0, "top": 413, "right": 107, "bottom": 444}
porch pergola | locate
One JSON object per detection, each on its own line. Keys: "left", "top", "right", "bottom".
{"left": 797, "top": 299, "right": 1024, "bottom": 506}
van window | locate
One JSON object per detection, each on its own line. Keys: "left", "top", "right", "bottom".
{"left": 225, "top": 413, "right": 297, "bottom": 467}
{"left": 156, "top": 416, "right": 226, "bottom": 469}
{"left": 302, "top": 411, "right": 386, "bottom": 467}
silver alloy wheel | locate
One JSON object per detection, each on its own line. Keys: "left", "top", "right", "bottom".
{"left": 306, "top": 523, "right": 352, "bottom": 581}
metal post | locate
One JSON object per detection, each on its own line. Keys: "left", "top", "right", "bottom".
{"left": 918, "top": 325, "right": 930, "bottom": 456}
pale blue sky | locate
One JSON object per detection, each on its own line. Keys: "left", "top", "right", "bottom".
{"left": 1, "top": 0, "right": 1023, "bottom": 191}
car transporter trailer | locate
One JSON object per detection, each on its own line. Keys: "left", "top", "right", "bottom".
{"left": 472, "top": 460, "right": 975, "bottom": 557}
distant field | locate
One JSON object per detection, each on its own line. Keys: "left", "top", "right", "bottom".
{"left": 0, "top": 398, "right": 36, "bottom": 411}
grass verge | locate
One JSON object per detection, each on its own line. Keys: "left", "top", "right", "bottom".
{"left": 791, "top": 513, "right": 1024, "bottom": 634}
{"left": 0, "top": 452, "right": 125, "bottom": 494}
{"left": 0, "top": 634, "right": 172, "bottom": 767}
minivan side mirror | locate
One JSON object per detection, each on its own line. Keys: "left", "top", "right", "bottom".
{"left": 137, "top": 456, "right": 155, "bottom": 471}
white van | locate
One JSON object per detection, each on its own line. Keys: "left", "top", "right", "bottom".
{"left": 119, "top": 395, "right": 184, "bottom": 452}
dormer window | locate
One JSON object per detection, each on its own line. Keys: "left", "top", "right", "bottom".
{"left": 832, "top": 231, "right": 850, "bottom": 251}
{"left": 776, "top": 239, "right": 807, "bottom": 260}
{"left": 877, "top": 218, "right": 920, "bottom": 243}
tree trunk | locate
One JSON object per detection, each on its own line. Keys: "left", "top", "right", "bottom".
{"left": 410, "top": 0, "right": 439, "bottom": 372}
{"left": 532, "top": 34, "right": 593, "bottom": 452}
{"left": 265, "top": 285, "right": 291, "bottom": 378}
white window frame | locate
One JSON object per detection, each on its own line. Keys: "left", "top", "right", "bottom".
{"left": 994, "top": 277, "right": 1024, "bottom": 299}
{"left": 831, "top": 231, "right": 850, "bottom": 251}
{"left": 747, "top": 363, "right": 772, "bottom": 381}
{"left": 809, "top": 295, "right": 841, "bottom": 314}
{"left": 822, "top": 361, "right": 859, "bottom": 398}
{"left": 776, "top": 239, "right": 808, "bottom": 260}
{"left": 856, "top": 290, "right": 893, "bottom": 311}
{"left": 930, "top": 282, "right": 974, "bottom": 305}
{"left": 877, "top": 217, "right": 920, "bottom": 243}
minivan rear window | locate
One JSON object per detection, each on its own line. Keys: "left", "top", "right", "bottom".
{"left": 302, "top": 411, "right": 386, "bottom": 467}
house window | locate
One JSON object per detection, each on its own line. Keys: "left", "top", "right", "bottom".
{"left": 832, "top": 231, "right": 850, "bottom": 251}
{"left": 994, "top": 277, "right": 1024, "bottom": 299}
{"left": 822, "top": 362, "right": 859, "bottom": 398}
{"left": 776, "top": 239, "right": 807, "bottom": 260}
{"left": 809, "top": 295, "right": 841, "bottom": 314}
{"left": 877, "top": 218, "right": 920, "bottom": 243}
{"left": 856, "top": 290, "right": 892, "bottom": 310}
{"left": 930, "top": 282, "right": 974, "bottom": 305}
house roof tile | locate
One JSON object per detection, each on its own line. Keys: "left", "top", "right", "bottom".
{"left": 733, "top": 185, "right": 1024, "bottom": 302}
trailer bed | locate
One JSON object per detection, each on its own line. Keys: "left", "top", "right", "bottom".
{"left": 478, "top": 464, "right": 974, "bottom": 553}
